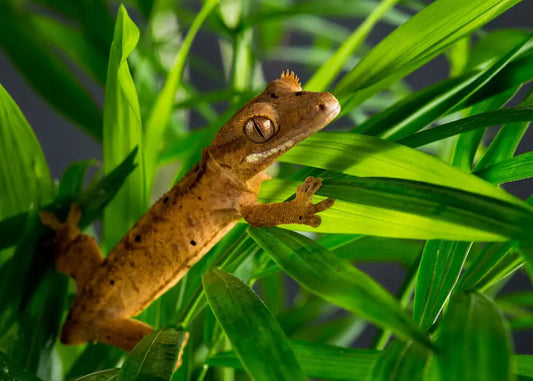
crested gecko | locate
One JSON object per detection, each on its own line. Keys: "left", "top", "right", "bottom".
{"left": 39, "top": 71, "right": 340, "bottom": 352}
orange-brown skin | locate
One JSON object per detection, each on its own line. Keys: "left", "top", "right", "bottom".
{"left": 40, "top": 72, "right": 340, "bottom": 353}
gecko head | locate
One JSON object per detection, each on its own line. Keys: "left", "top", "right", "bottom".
{"left": 207, "top": 71, "right": 340, "bottom": 178}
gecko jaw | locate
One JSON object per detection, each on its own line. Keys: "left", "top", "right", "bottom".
{"left": 244, "top": 139, "right": 295, "bottom": 163}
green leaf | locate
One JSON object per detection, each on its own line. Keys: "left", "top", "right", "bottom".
{"left": 0, "top": 3, "right": 103, "bottom": 140}
{"left": 143, "top": 0, "right": 218, "bottom": 192}
{"left": 368, "top": 341, "right": 431, "bottom": 381}
{"left": 207, "top": 340, "right": 379, "bottom": 381}
{"left": 413, "top": 241, "right": 471, "bottom": 331}
{"left": 396, "top": 106, "right": 533, "bottom": 148}
{"left": 0, "top": 350, "right": 42, "bottom": 381}
{"left": 103, "top": 5, "right": 147, "bottom": 250}
{"left": 118, "top": 327, "right": 188, "bottom": 381}
{"left": 334, "top": 0, "right": 521, "bottom": 107}
{"left": 437, "top": 292, "right": 513, "bottom": 381}
{"left": 474, "top": 89, "right": 533, "bottom": 172}
{"left": 474, "top": 152, "right": 533, "bottom": 184}
{"left": 245, "top": 0, "right": 409, "bottom": 28}
{"left": 0, "top": 148, "right": 138, "bottom": 251}
{"left": 458, "top": 242, "right": 522, "bottom": 291}
{"left": 30, "top": 14, "right": 108, "bottom": 84}
{"left": 354, "top": 35, "right": 531, "bottom": 139}
{"left": 248, "top": 227, "right": 430, "bottom": 348}
{"left": 57, "top": 159, "right": 99, "bottom": 200}
{"left": 260, "top": 176, "right": 531, "bottom": 241}
{"left": 305, "top": 0, "right": 400, "bottom": 92}
{"left": 66, "top": 345, "right": 122, "bottom": 381}
{"left": 0, "top": 84, "right": 53, "bottom": 219}
{"left": 72, "top": 368, "right": 119, "bottom": 381}
{"left": 203, "top": 269, "right": 306, "bottom": 381}
{"left": 515, "top": 355, "right": 533, "bottom": 378}
{"left": 279, "top": 132, "right": 521, "bottom": 205}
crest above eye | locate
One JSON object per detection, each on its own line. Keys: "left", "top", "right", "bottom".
{"left": 244, "top": 116, "right": 277, "bottom": 143}
{"left": 280, "top": 70, "right": 302, "bottom": 90}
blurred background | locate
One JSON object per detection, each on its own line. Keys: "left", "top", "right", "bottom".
{"left": 1, "top": 0, "right": 532, "bottom": 353}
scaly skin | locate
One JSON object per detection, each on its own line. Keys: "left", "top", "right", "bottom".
{"left": 40, "top": 71, "right": 340, "bottom": 352}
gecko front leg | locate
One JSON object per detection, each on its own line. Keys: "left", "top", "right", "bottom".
{"left": 239, "top": 177, "right": 334, "bottom": 228}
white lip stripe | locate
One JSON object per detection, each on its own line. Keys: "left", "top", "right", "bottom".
{"left": 245, "top": 139, "right": 295, "bottom": 163}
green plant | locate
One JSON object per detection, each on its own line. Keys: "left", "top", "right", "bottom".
{"left": 1, "top": 0, "right": 533, "bottom": 380}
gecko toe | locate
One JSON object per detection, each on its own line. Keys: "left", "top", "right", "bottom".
{"left": 314, "top": 198, "right": 335, "bottom": 212}
{"left": 306, "top": 215, "right": 321, "bottom": 227}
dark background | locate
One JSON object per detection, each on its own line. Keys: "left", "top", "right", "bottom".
{"left": 1, "top": 1, "right": 532, "bottom": 352}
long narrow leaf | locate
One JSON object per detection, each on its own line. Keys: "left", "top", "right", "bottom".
{"left": 437, "top": 292, "right": 513, "bottom": 381}
{"left": 103, "top": 5, "right": 147, "bottom": 250}
{"left": 396, "top": 106, "right": 533, "bottom": 148}
{"left": 280, "top": 132, "right": 521, "bottom": 205}
{"left": 413, "top": 241, "right": 471, "bottom": 331}
{"left": 334, "top": 0, "right": 521, "bottom": 109}
{"left": 118, "top": 327, "right": 188, "bottom": 381}
{"left": 0, "top": 84, "right": 53, "bottom": 219}
{"left": 354, "top": 35, "right": 531, "bottom": 139}
{"left": 305, "top": 0, "right": 400, "bottom": 92}
{"left": 203, "top": 269, "right": 306, "bottom": 381}
{"left": 474, "top": 152, "right": 533, "bottom": 184}
{"left": 0, "top": 4, "right": 103, "bottom": 140}
{"left": 0, "top": 148, "right": 137, "bottom": 251}
{"left": 144, "top": 0, "right": 218, "bottom": 192}
{"left": 207, "top": 340, "right": 379, "bottom": 381}
{"left": 475, "top": 89, "right": 533, "bottom": 172}
{"left": 368, "top": 341, "right": 431, "bottom": 381}
{"left": 248, "top": 227, "right": 431, "bottom": 348}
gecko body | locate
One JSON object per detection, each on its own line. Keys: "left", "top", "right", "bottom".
{"left": 40, "top": 72, "right": 340, "bottom": 351}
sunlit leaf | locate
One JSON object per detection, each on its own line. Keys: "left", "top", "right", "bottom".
{"left": 203, "top": 269, "right": 306, "bottom": 381}
{"left": 335, "top": 0, "right": 522, "bottom": 109}
{"left": 397, "top": 106, "right": 533, "bottom": 148}
{"left": 144, "top": 0, "right": 218, "bottom": 192}
{"left": 248, "top": 227, "right": 431, "bottom": 347}
{"left": 0, "top": 84, "right": 53, "bottom": 219}
{"left": 103, "top": 5, "right": 147, "bottom": 250}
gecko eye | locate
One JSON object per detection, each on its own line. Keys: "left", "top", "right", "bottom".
{"left": 244, "top": 116, "right": 277, "bottom": 143}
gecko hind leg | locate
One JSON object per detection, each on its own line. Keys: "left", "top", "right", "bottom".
{"left": 61, "top": 316, "right": 154, "bottom": 352}
{"left": 39, "top": 204, "right": 103, "bottom": 291}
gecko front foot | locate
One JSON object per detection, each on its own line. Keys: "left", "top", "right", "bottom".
{"left": 240, "top": 176, "right": 334, "bottom": 228}
{"left": 294, "top": 177, "right": 335, "bottom": 227}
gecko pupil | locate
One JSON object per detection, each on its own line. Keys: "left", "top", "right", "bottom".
{"left": 244, "top": 116, "right": 276, "bottom": 143}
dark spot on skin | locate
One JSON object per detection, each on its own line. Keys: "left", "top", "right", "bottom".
{"left": 106, "top": 335, "right": 111, "bottom": 340}
{"left": 194, "top": 165, "right": 199, "bottom": 172}
{"left": 179, "top": 205, "right": 183, "bottom": 209}
{"left": 299, "top": 216, "right": 302, "bottom": 221}
{"left": 295, "top": 91, "right": 304, "bottom": 96}
{"left": 197, "top": 196, "right": 202, "bottom": 200}
{"left": 318, "top": 104, "right": 325, "bottom": 111}
{"left": 270, "top": 93, "right": 278, "bottom": 98}
{"left": 110, "top": 279, "right": 115, "bottom": 285}
{"left": 135, "top": 235, "right": 141, "bottom": 243}
{"left": 163, "top": 196, "right": 169, "bottom": 203}
{"left": 130, "top": 261, "right": 135, "bottom": 267}
{"left": 190, "top": 240, "right": 196, "bottom": 246}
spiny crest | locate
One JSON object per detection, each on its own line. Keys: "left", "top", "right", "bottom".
{"left": 280, "top": 70, "right": 302, "bottom": 90}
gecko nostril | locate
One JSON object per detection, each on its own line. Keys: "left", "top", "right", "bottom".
{"left": 318, "top": 104, "right": 325, "bottom": 111}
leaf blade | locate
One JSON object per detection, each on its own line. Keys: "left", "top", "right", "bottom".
{"left": 203, "top": 269, "right": 306, "bottom": 381}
